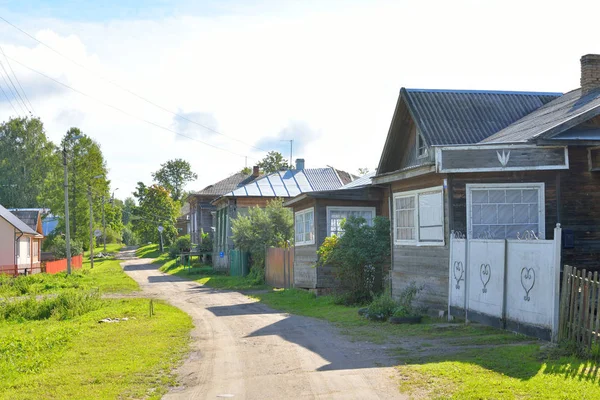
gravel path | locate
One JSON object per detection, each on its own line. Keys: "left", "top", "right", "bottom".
{"left": 118, "top": 249, "right": 404, "bottom": 400}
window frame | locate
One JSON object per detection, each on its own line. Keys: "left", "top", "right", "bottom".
{"left": 466, "top": 182, "right": 545, "bottom": 240}
{"left": 393, "top": 186, "right": 445, "bottom": 247}
{"left": 416, "top": 130, "right": 428, "bottom": 159}
{"left": 326, "top": 206, "right": 376, "bottom": 236}
{"left": 295, "top": 207, "right": 315, "bottom": 246}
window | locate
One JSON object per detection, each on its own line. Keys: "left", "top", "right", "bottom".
{"left": 327, "top": 207, "right": 376, "bottom": 236}
{"left": 295, "top": 208, "right": 315, "bottom": 245}
{"left": 33, "top": 240, "right": 39, "bottom": 259}
{"left": 467, "top": 183, "right": 545, "bottom": 239}
{"left": 394, "top": 187, "right": 444, "bottom": 245}
{"left": 26, "top": 238, "right": 30, "bottom": 258}
{"left": 417, "top": 131, "right": 428, "bottom": 158}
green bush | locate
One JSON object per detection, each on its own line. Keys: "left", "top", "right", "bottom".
{"left": 365, "top": 293, "right": 398, "bottom": 321}
{"left": 200, "top": 232, "right": 213, "bottom": 253}
{"left": 121, "top": 225, "right": 139, "bottom": 246}
{"left": 392, "top": 282, "right": 423, "bottom": 317}
{"left": 168, "top": 235, "right": 192, "bottom": 258}
{"left": 50, "top": 237, "right": 83, "bottom": 258}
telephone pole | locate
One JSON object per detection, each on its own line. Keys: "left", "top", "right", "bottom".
{"left": 88, "top": 185, "right": 94, "bottom": 269}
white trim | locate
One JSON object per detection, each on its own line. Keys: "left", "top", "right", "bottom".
{"left": 392, "top": 186, "right": 445, "bottom": 247}
{"left": 465, "top": 182, "right": 546, "bottom": 240}
{"left": 436, "top": 146, "right": 569, "bottom": 173}
{"left": 295, "top": 207, "right": 315, "bottom": 246}
{"left": 326, "top": 206, "right": 376, "bottom": 236}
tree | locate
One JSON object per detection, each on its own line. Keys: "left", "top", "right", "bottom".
{"left": 121, "top": 197, "right": 136, "bottom": 225}
{"left": 0, "top": 117, "right": 56, "bottom": 208}
{"left": 256, "top": 151, "right": 290, "bottom": 174}
{"left": 151, "top": 159, "right": 198, "bottom": 202}
{"left": 317, "top": 216, "right": 390, "bottom": 304}
{"left": 231, "top": 198, "right": 293, "bottom": 281}
{"left": 41, "top": 128, "right": 110, "bottom": 249}
{"left": 132, "top": 184, "right": 178, "bottom": 247}
{"left": 357, "top": 167, "right": 370, "bottom": 176}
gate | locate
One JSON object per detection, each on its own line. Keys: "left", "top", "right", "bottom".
{"left": 449, "top": 224, "right": 562, "bottom": 341}
{"left": 229, "top": 249, "right": 249, "bottom": 277}
{"left": 265, "top": 246, "right": 294, "bottom": 288}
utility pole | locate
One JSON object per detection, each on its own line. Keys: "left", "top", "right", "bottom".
{"left": 63, "top": 144, "right": 72, "bottom": 274}
{"left": 280, "top": 139, "right": 293, "bottom": 168}
{"left": 88, "top": 185, "right": 94, "bottom": 269}
{"left": 102, "top": 195, "right": 106, "bottom": 252}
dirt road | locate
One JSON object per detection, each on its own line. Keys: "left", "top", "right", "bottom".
{"left": 118, "top": 250, "right": 403, "bottom": 400}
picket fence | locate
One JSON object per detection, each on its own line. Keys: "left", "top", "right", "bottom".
{"left": 559, "top": 265, "right": 600, "bottom": 352}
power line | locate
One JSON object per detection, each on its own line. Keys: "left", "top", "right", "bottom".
{"left": 0, "top": 59, "right": 30, "bottom": 114}
{"left": 0, "top": 67, "right": 26, "bottom": 115}
{"left": 3, "top": 52, "right": 256, "bottom": 160}
{"left": 0, "top": 44, "right": 35, "bottom": 114}
{"left": 0, "top": 15, "right": 268, "bottom": 153}
{"left": 0, "top": 82, "right": 19, "bottom": 115}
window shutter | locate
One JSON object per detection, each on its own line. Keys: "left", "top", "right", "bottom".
{"left": 418, "top": 191, "right": 443, "bottom": 241}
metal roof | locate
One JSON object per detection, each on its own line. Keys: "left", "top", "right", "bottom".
{"left": 482, "top": 88, "right": 600, "bottom": 143}
{"left": 403, "top": 88, "right": 562, "bottom": 145}
{"left": 8, "top": 210, "right": 40, "bottom": 232}
{"left": 340, "top": 171, "right": 375, "bottom": 189}
{"left": 192, "top": 172, "right": 262, "bottom": 197}
{"left": 222, "top": 168, "right": 348, "bottom": 198}
{"left": 0, "top": 205, "right": 41, "bottom": 236}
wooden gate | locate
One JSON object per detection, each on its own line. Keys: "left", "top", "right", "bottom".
{"left": 265, "top": 246, "right": 294, "bottom": 288}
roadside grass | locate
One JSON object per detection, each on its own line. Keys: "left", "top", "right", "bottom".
{"left": 0, "top": 256, "right": 139, "bottom": 298}
{"left": 0, "top": 298, "right": 192, "bottom": 400}
{"left": 84, "top": 242, "right": 124, "bottom": 257}
{"left": 136, "top": 243, "right": 163, "bottom": 259}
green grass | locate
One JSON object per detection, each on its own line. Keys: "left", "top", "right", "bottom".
{"left": 160, "top": 263, "right": 267, "bottom": 290}
{"left": 0, "top": 258, "right": 139, "bottom": 298}
{"left": 84, "top": 242, "right": 124, "bottom": 257}
{"left": 0, "top": 298, "right": 192, "bottom": 399}
{"left": 397, "top": 345, "right": 600, "bottom": 399}
{"left": 136, "top": 243, "right": 163, "bottom": 259}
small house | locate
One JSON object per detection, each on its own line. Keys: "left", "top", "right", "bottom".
{"left": 284, "top": 172, "right": 388, "bottom": 290}
{"left": 211, "top": 159, "right": 356, "bottom": 271}
{"left": 0, "top": 205, "right": 44, "bottom": 275}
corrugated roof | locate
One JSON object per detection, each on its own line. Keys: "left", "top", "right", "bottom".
{"left": 193, "top": 172, "right": 262, "bottom": 197}
{"left": 340, "top": 171, "right": 375, "bottom": 189}
{"left": 9, "top": 210, "right": 40, "bottom": 232}
{"left": 482, "top": 89, "right": 600, "bottom": 143}
{"left": 404, "top": 88, "right": 562, "bottom": 145}
{"left": 222, "top": 168, "right": 348, "bottom": 198}
{"left": 0, "top": 205, "right": 41, "bottom": 236}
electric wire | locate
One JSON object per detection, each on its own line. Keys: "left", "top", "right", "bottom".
{"left": 0, "top": 59, "right": 30, "bottom": 114}
{"left": 0, "top": 82, "right": 20, "bottom": 116}
{"left": 0, "top": 66, "right": 26, "bottom": 115}
{"left": 0, "top": 44, "right": 35, "bottom": 114}
{"left": 0, "top": 15, "right": 268, "bottom": 153}
{"left": 3, "top": 52, "right": 255, "bottom": 160}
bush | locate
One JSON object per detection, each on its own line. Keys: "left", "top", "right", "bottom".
{"left": 51, "top": 237, "right": 83, "bottom": 258}
{"left": 364, "top": 293, "right": 398, "bottom": 321}
{"left": 392, "top": 282, "right": 423, "bottom": 317}
{"left": 168, "top": 235, "right": 192, "bottom": 258}
{"left": 0, "top": 290, "right": 103, "bottom": 321}
{"left": 121, "top": 225, "right": 139, "bottom": 246}
{"left": 200, "top": 232, "right": 213, "bottom": 253}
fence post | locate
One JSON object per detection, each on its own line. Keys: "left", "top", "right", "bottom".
{"left": 552, "top": 223, "right": 562, "bottom": 342}
{"left": 558, "top": 265, "right": 571, "bottom": 341}
{"left": 589, "top": 271, "right": 598, "bottom": 349}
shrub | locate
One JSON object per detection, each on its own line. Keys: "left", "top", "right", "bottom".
{"left": 51, "top": 237, "right": 83, "bottom": 258}
{"left": 169, "top": 235, "right": 192, "bottom": 258}
{"left": 364, "top": 293, "right": 398, "bottom": 321}
{"left": 121, "top": 225, "right": 139, "bottom": 246}
{"left": 0, "top": 290, "right": 103, "bottom": 321}
{"left": 200, "top": 232, "right": 213, "bottom": 253}
{"left": 392, "top": 283, "right": 423, "bottom": 318}
{"left": 317, "top": 216, "right": 390, "bottom": 304}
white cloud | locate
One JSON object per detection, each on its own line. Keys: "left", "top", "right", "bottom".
{"left": 0, "top": 0, "right": 598, "bottom": 200}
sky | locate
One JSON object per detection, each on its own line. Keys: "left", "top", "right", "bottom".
{"left": 0, "top": 0, "right": 599, "bottom": 201}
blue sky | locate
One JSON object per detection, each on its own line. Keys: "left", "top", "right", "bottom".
{"left": 0, "top": 1, "right": 599, "bottom": 199}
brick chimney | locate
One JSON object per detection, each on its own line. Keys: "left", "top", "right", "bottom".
{"left": 581, "top": 54, "right": 600, "bottom": 95}
{"left": 295, "top": 158, "right": 305, "bottom": 170}
{"left": 252, "top": 166, "right": 260, "bottom": 177}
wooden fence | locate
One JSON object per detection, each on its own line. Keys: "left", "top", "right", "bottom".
{"left": 44, "top": 255, "right": 83, "bottom": 274}
{"left": 559, "top": 265, "right": 600, "bottom": 351}
{"left": 265, "top": 246, "right": 294, "bottom": 288}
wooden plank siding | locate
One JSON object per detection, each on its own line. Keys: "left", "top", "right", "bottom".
{"left": 389, "top": 173, "right": 450, "bottom": 311}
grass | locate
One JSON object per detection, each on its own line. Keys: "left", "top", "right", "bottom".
{"left": 139, "top": 244, "right": 267, "bottom": 290}
{"left": 0, "top": 298, "right": 192, "bottom": 399}
{"left": 0, "top": 257, "right": 139, "bottom": 298}
{"left": 84, "top": 242, "right": 124, "bottom": 257}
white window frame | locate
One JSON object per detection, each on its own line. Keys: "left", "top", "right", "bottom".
{"left": 393, "top": 186, "right": 445, "bottom": 247}
{"left": 295, "top": 207, "right": 315, "bottom": 246}
{"left": 466, "top": 182, "right": 545, "bottom": 240}
{"left": 26, "top": 237, "right": 30, "bottom": 259}
{"left": 416, "top": 130, "right": 428, "bottom": 159}
{"left": 326, "top": 206, "right": 376, "bottom": 236}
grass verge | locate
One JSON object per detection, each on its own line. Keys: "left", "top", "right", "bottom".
{"left": 0, "top": 298, "right": 192, "bottom": 400}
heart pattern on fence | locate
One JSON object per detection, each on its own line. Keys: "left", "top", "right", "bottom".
{"left": 453, "top": 261, "right": 464, "bottom": 290}
{"left": 480, "top": 263, "right": 491, "bottom": 293}
{"left": 520, "top": 267, "right": 536, "bottom": 301}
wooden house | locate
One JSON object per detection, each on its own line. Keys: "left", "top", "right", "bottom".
{"left": 0, "top": 205, "right": 44, "bottom": 275}
{"left": 284, "top": 173, "right": 388, "bottom": 290}
{"left": 185, "top": 168, "right": 262, "bottom": 246}
{"left": 211, "top": 159, "right": 356, "bottom": 271}
{"left": 372, "top": 54, "right": 600, "bottom": 312}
